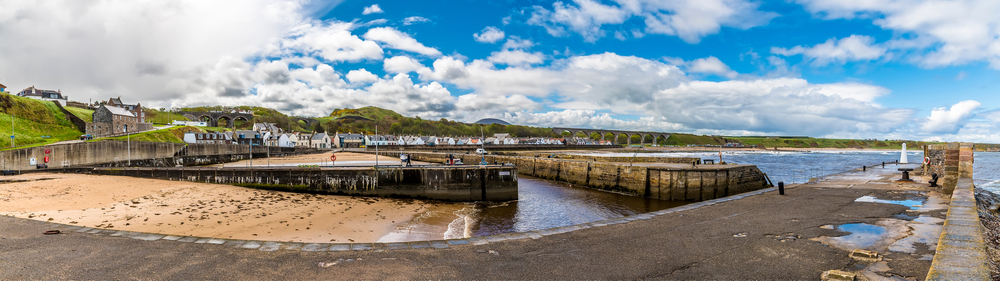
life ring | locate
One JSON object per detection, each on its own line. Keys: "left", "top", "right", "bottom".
{"left": 923, "top": 157, "right": 930, "bottom": 165}
{"left": 330, "top": 154, "right": 336, "bottom": 161}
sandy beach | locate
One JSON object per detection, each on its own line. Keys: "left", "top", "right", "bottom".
{"left": 0, "top": 152, "right": 462, "bottom": 243}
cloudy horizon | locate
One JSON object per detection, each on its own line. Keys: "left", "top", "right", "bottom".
{"left": 2, "top": 0, "right": 999, "bottom": 142}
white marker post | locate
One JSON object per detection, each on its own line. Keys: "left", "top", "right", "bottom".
{"left": 900, "top": 142, "right": 908, "bottom": 163}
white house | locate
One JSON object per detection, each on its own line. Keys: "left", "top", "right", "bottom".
{"left": 183, "top": 132, "right": 233, "bottom": 144}
{"left": 311, "top": 133, "right": 332, "bottom": 149}
{"left": 277, "top": 133, "right": 295, "bottom": 147}
{"left": 297, "top": 133, "right": 312, "bottom": 147}
{"left": 440, "top": 137, "right": 456, "bottom": 145}
{"left": 404, "top": 136, "right": 424, "bottom": 145}
{"left": 395, "top": 136, "right": 406, "bottom": 145}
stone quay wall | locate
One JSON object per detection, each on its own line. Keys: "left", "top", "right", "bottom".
{"left": 91, "top": 166, "right": 518, "bottom": 202}
{"left": 925, "top": 142, "right": 974, "bottom": 194}
{"left": 379, "top": 151, "right": 769, "bottom": 201}
{"left": 0, "top": 141, "right": 321, "bottom": 171}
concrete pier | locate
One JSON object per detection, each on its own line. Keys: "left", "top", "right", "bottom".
{"left": 90, "top": 166, "right": 518, "bottom": 202}
{"left": 381, "top": 151, "right": 770, "bottom": 201}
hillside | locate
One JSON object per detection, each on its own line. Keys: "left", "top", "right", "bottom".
{"left": 316, "top": 106, "right": 560, "bottom": 138}
{"left": 96, "top": 126, "right": 204, "bottom": 144}
{"left": 179, "top": 106, "right": 306, "bottom": 132}
{"left": 0, "top": 93, "right": 83, "bottom": 149}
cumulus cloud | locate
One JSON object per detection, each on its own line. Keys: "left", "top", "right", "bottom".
{"left": 474, "top": 26, "right": 505, "bottom": 43}
{"left": 362, "top": 27, "right": 442, "bottom": 57}
{"left": 346, "top": 69, "right": 378, "bottom": 84}
{"left": 267, "top": 22, "right": 383, "bottom": 62}
{"left": 403, "top": 16, "right": 430, "bottom": 25}
{"left": 362, "top": 4, "right": 383, "bottom": 15}
{"left": 383, "top": 56, "right": 426, "bottom": 74}
{"left": 488, "top": 50, "right": 546, "bottom": 66}
{"left": 921, "top": 100, "right": 981, "bottom": 134}
{"left": 772, "top": 35, "right": 887, "bottom": 66}
{"left": 685, "top": 56, "right": 739, "bottom": 79}
{"left": 795, "top": 0, "right": 1000, "bottom": 68}
{"left": 0, "top": 0, "right": 310, "bottom": 103}
{"left": 527, "top": 0, "right": 778, "bottom": 43}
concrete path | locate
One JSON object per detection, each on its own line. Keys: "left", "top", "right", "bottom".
{"left": 0, "top": 163, "right": 944, "bottom": 279}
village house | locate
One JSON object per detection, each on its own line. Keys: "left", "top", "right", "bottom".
{"left": 106, "top": 97, "right": 146, "bottom": 123}
{"left": 252, "top": 123, "right": 283, "bottom": 134}
{"left": 0, "top": 82, "right": 6, "bottom": 92}
{"left": 86, "top": 104, "right": 153, "bottom": 137}
{"left": 297, "top": 133, "right": 313, "bottom": 147}
{"left": 226, "top": 130, "right": 264, "bottom": 146}
{"left": 17, "top": 86, "right": 68, "bottom": 106}
{"left": 311, "top": 133, "right": 332, "bottom": 149}
{"left": 333, "top": 132, "right": 364, "bottom": 148}
{"left": 183, "top": 132, "right": 233, "bottom": 145}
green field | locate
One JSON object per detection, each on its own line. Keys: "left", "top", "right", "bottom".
{"left": 96, "top": 126, "right": 204, "bottom": 144}
{"left": 0, "top": 93, "right": 83, "bottom": 150}
{"left": 145, "top": 108, "right": 190, "bottom": 124}
{"left": 64, "top": 106, "right": 94, "bottom": 123}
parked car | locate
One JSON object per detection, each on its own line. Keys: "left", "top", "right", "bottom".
{"left": 475, "top": 148, "right": 487, "bottom": 154}
{"left": 79, "top": 134, "right": 93, "bottom": 141}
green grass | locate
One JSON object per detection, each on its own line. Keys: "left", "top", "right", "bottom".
{"left": 95, "top": 126, "right": 205, "bottom": 144}
{"left": 195, "top": 126, "right": 233, "bottom": 133}
{"left": 145, "top": 109, "right": 190, "bottom": 125}
{"left": 0, "top": 93, "right": 84, "bottom": 150}
{"left": 64, "top": 106, "right": 94, "bottom": 123}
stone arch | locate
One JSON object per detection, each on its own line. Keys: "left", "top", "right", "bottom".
{"left": 217, "top": 115, "right": 233, "bottom": 128}
{"left": 233, "top": 116, "right": 250, "bottom": 128}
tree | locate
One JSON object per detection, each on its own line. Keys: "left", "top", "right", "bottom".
{"left": 313, "top": 122, "right": 325, "bottom": 133}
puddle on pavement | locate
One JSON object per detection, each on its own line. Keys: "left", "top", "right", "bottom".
{"left": 854, "top": 195, "right": 925, "bottom": 209}
{"left": 888, "top": 215, "right": 945, "bottom": 254}
{"left": 811, "top": 219, "right": 911, "bottom": 252}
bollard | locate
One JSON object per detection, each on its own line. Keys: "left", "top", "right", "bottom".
{"left": 778, "top": 182, "right": 784, "bottom": 195}
{"left": 882, "top": 162, "right": 885, "bottom": 168}
{"left": 863, "top": 166, "right": 866, "bottom": 172}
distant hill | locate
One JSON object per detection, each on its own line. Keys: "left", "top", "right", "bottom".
{"left": 474, "top": 118, "right": 511, "bottom": 125}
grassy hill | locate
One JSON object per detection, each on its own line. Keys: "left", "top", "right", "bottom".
{"left": 316, "top": 106, "right": 559, "bottom": 138}
{"left": 0, "top": 93, "right": 83, "bottom": 149}
{"left": 64, "top": 106, "right": 94, "bottom": 123}
{"left": 95, "top": 126, "right": 204, "bottom": 144}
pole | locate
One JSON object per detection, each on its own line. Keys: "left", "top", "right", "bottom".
{"left": 375, "top": 125, "right": 379, "bottom": 167}
{"left": 126, "top": 126, "right": 130, "bottom": 166}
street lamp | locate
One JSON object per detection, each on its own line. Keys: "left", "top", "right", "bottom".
{"left": 125, "top": 124, "right": 130, "bottom": 166}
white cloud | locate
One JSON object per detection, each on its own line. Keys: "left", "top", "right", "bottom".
{"left": 795, "top": 0, "right": 1000, "bottom": 68}
{"left": 0, "top": 0, "right": 309, "bottom": 103}
{"left": 527, "top": 0, "right": 778, "bottom": 43}
{"left": 362, "top": 4, "right": 383, "bottom": 15}
{"left": 502, "top": 36, "right": 535, "bottom": 50}
{"left": 403, "top": 16, "right": 430, "bottom": 25}
{"left": 346, "top": 69, "right": 378, "bottom": 84}
{"left": 362, "top": 27, "right": 442, "bottom": 57}
{"left": 488, "top": 50, "right": 546, "bottom": 66}
{"left": 921, "top": 100, "right": 981, "bottom": 134}
{"left": 474, "top": 26, "right": 505, "bottom": 43}
{"left": 268, "top": 22, "right": 383, "bottom": 62}
{"left": 772, "top": 35, "right": 887, "bottom": 66}
{"left": 686, "top": 56, "right": 739, "bottom": 79}
{"left": 955, "top": 71, "right": 967, "bottom": 80}
{"left": 383, "top": 56, "right": 426, "bottom": 74}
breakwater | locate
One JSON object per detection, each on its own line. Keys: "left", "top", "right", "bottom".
{"left": 380, "top": 152, "right": 769, "bottom": 201}
{"left": 0, "top": 141, "right": 320, "bottom": 171}
{"left": 90, "top": 166, "right": 518, "bottom": 202}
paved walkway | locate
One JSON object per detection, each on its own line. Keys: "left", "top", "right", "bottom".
{"left": 0, "top": 163, "right": 944, "bottom": 279}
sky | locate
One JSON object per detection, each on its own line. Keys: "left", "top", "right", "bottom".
{"left": 1, "top": 0, "right": 999, "bottom": 142}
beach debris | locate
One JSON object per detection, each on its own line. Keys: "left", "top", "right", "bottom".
{"left": 821, "top": 269, "right": 856, "bottom": 280}
{"left": 488, "top": 250, "right": 500, "bottom": 256}
{"left": 43, "top": 230, "right": 60, "bottom": 235}
{"left": 733, "top": 232, "right": 747, "bottom": 238}
{"left": 318, "top": 261, "right": 337, "bottom": 267}
{"left": 849, "top": 249, "right": 880, "bottom": 262}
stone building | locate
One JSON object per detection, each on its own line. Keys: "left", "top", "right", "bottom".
{"left": 86, "top": 105, "right": 153, "bottom": 137}
{"left": 106, "top": 97, "right": 146, "bottom": 123}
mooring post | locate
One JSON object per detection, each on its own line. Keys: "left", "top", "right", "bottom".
{"left": 882, "top": 162, "right": 885, "bottom": 168}
{"left": 863, "top": 166, "right": 866, "bottom": 172}
{"left": 778, "top": 182, "right": 784, "bottom": 195}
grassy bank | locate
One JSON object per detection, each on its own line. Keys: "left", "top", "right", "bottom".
{"left": 0, "top": 93, "right": 83, "bottom": 149}
{"left": 95, "top": 126, "right": 204, "bottom": 144}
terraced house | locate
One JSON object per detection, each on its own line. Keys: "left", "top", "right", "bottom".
{"left": 86, "top": 104, "right": 153, "bottom": 137}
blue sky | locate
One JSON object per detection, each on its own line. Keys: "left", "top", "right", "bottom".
{"left": 2, "top": 0, "right": 999, "bottom": 142}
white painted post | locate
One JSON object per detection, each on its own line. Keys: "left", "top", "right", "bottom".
{"left": 900, "top": 143, "right": 908, "bottom": 163}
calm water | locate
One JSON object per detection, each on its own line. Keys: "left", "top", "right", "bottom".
{"left": 973, "top": 152, "right": 1000, "bottom": 193}
{"left": 383, "top": 149, "right": 924, "bottom": 241}
{"left": 578, "top": 150, "right": 921, "bottom": 184}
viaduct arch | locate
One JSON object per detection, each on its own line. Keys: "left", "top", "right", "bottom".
{"left": 180, "top": 112, "right": 255, "bottom": 128}
{"left": 551, "top": 127, "right": 671, "bottom": 146}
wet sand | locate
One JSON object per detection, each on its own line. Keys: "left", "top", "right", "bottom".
{"left": 0, "top": 170, "right": 453, "bottom": 243}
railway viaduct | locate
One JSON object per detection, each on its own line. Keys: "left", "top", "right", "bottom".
{"left": 551, "top": 127, "right": 671, "bottom": 146}
{"left": 180, "top": 112, "right": 255, "bottom": 128}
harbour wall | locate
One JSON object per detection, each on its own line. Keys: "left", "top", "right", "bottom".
{"left": 0, "top": 141, "right": 321, "bottom": 171}
{"left": 90, "top": 166, "right": 518, "bottom": 202}
{"left": 925, "top": 142, "right": 974, "bottom": 194}
{"left": 380, "top": 151, "right": 769, "bottom": 201}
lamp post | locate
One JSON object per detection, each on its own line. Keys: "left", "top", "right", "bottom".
{"left": 125, "top": 125, "right": 130, "bottom": 166}
{"left": 375, "top": 125, "right": 379, "bottom": 167}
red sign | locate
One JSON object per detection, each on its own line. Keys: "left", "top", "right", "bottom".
{"left": 43, "top": 156, "right": 49, "bottom": 163}
{"left": 44, "top": 149, "right": 51, "bottom": 154}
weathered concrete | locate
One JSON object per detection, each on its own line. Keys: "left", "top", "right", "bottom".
{"left": 0, "top": 162, "right": 943, "bottom": 279}
{"left": 0, "top": 141, "right": 320, "bottom": 171}
{"left": 382, "top": 151, "right": 769, "bottom": 201}
{"left": 89, "top": 166, "right": 518, "bottom": 202}
{"left": 925, "top": 142, "right": 974, "bottom": 194}
{"left": 927, "top": 178, "right": 991, "bottom": 280}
